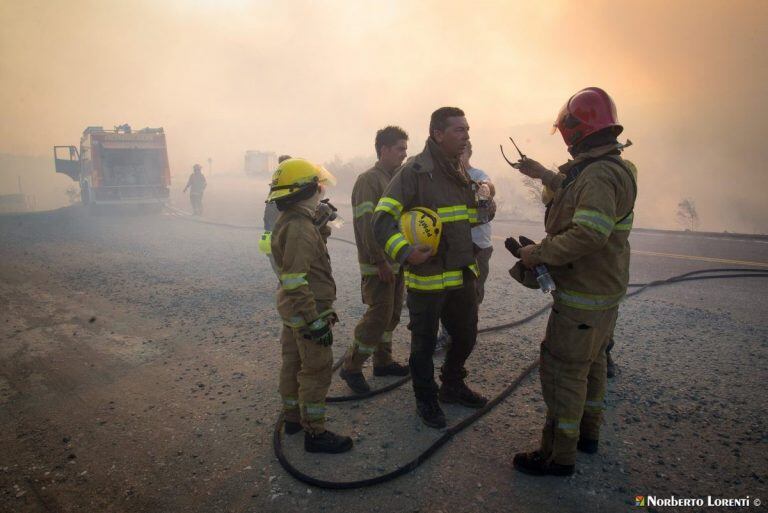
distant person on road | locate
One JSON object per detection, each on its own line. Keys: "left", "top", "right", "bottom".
{"left": 509, "top": 87, "right": 637, "bottom": 476}
{"left": 339, "top": 126, "right": 411, "bottom": 395}
{"left": 183, "top": 164, "right": 207, "bottom": 216}
{"left": 267, "top": 157, "right": 353, "bottom": 454}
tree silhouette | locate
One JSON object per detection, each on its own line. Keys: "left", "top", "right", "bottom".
{"left": 676, "top": 198, "right": 699, "bottom": 231}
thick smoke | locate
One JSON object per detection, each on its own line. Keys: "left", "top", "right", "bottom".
{"left": 0, "top": 0, "right": 766, "bottom": 231}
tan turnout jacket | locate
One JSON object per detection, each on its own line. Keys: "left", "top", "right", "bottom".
{"left": 352, "top": 162, "right": 400, "bottom": 276}
{"left": 529, "top": 144, "right": 637, "bottom": 310}
{"left": 271, "top": 204, "right": 336, "bottom": 327}
{"left": 372, "top": 139, "right": 479, "bottom": 292}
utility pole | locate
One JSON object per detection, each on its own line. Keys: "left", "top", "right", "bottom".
{"left": 207, "top": 157, "right": 212, "bottom": 177}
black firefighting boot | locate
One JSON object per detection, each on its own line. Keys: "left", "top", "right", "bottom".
{"left": 577, "top": 436, "right": 599, "bottom": 454}
{"left": 304, "top": 430, "right": 353, "bottom": 454}
{"left": 416, "top": 397, "right": 446, "bottom": 429}
{"left": 340, "top": 367, "right": 371, "bottom": 394}
{"left": 606, "top": 352, "right": 617, "bottom": 379}
{"left": 373, "top": 362, "right": 410, "bottom": 377}
{"left": 284, "top": 421, "right": 302, "bottom": 435}
{"left": 513, "top": 451, "right": 575, "bottom": 477}
{"left": 438, "top": 381, "right": 488, "bottom": 408}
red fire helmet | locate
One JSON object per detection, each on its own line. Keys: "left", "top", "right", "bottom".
{"left": 551, "top": 87, "right": 623, "bottom": 149}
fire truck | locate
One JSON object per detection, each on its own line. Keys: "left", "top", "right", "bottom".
{"left": 54, "top": 124, "right": 171, "bottom": 210}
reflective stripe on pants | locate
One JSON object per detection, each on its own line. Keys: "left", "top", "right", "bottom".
{"left": 344, "top": 271, "right": 405, "bottom": 372}
{"left": 278, "top": 325, "right": 334, "bottom": 434}
{"left": 538, "top": 304, "right": 618, "bottom": 465}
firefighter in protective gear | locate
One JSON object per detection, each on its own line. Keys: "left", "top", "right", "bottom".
{"left": 372, "top": 107, "right": 488, "bottom": 430}
{"left": 510, "top": 87, "right": 637, "bottom": 476}
{"left": 268, "top": 158, "right": 353, "bottom": 454}
{"left": 183, "top": 164, "right": 207, "bottom": 215}
{"left": 340, "top": 127, "right": 411, "bottom": 395}
{"left": 539, "top": 154, "right": 638, "bottom": 380}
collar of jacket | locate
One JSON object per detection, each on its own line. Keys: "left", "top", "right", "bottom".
{"left": 374, "top": 160, "right": 399, "bottom": 179}
{"left": 557, "top": 143, "right": 624, "bottom": 190}
{"left": 558, "top": 143, "right": 623, "bottom": 174}
{"left": 404, "top": 141, "right": 435, "bottom": 175}
{"left": 425, "top": 138, "right": 470, "bottom": 186}
{"left": 287, "top": 201, "right": 317, "bottom": 221}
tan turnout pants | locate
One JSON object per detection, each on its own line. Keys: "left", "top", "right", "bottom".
{"left": 278, "top": 325, "right": 333, "bottom": 434}
{"left": 343, "top": 271, "right": 405, "bottom": 372}
{"left": 538, "top": 303, "right": 618, "bottom": 465}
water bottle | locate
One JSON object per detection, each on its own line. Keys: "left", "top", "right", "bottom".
{"left": 476, "top": 182, "right": 491, "bottom": 224}
{"left": 534, "top": 265, "right": 556, "bottom": 293}
{"left": 328, "top": 214, "right": 345, "bottom": 230}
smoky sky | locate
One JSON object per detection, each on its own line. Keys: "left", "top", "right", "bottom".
{"left": 1, "top": 0, "right": 766, "bottom": 232}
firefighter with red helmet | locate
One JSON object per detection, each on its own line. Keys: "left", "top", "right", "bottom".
{"left": 509, "top": 87, "right": 637, "bottom": 475}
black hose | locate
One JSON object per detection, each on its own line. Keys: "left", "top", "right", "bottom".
{"left": 274, "top": 267, "right": 768, "bottom": 489}
{"left": 327, "top": 375, "right": 411, "bottom": 403}
{"left": 164, "top": 210, "right": 768, "bottom": 488}
{"left": 627, "top": 268, "right": 768, "bottom": 297}
{"left": 273, "top": 360, "right": 539, "bottom": 490}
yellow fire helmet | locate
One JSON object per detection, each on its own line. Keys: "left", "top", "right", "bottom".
{"left": 399, "top": 207, "right": 442, "bottom": 256}
{"left": 266, "top": 158, "right": 337, "bottom": 203}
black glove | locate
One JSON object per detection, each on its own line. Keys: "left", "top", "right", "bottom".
{"left": 518, "top": 235, "right": 536, "bottom": 247}
{"left": 509, "top": 261, "right": 540, "bottom": 289}
{"left": 305, "top": 318, "right": 333, "bottom": 347}
{"left": 505, "top": 237, "right": 522, "bottom": 258}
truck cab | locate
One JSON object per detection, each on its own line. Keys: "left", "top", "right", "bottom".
{"left": 54, "top": 124, "right": 171, "bottom": 210}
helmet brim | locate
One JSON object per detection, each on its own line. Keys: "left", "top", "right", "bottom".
{"left": 317, "top": 165, "right": 337, "bottom": 187}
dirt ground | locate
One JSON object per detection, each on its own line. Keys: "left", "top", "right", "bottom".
{"left": 1, "top": 197, "right": 767, "bottom": 513}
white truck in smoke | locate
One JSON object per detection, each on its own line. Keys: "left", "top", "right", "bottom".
{"left": 54, "top": 124, "right": 171, "bottom": 211}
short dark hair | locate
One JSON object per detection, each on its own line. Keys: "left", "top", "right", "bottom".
{"left": 375, "top": 126, "right": 408, "bottom": 158}
{"left": 278, "top": 155, "right": 292, "bottom": 163}
{"left": 429, "top": 107, "right": 465, "bottom": 137}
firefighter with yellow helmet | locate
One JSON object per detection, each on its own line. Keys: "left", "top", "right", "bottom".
{"left": 339, "top": 127, "right": 411, "bottom": 394}
{"left": 372, "top": 107, "right": 488, "bottom": 429}
{"left": 267, "top": 158, "right": 353, "bottom": 454}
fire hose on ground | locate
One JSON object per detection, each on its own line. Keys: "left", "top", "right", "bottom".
{"left": 163, "top": 205, "right": 768, "bottom": 489}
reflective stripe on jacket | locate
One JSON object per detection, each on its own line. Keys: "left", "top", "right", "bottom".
{"left": 271, "top": 204, "right": 336, "bottom": 327}
{"left": 531, "top": 144, "right": 637, "bottom": 310}
{"left": 352, "top": 162, "right": 400, "bottom": 275}
{"left": 372, "top": 139, "right": 478, "bottom": 292}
